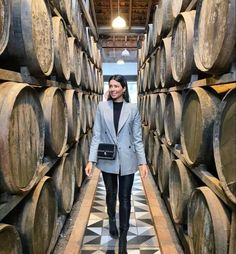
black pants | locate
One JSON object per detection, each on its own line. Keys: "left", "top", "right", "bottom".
{"left": 102, "top": 171, "right": 135, "bottom": 234}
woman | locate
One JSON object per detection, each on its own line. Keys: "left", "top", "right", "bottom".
{"left": 85, "top": 74, "right": 148, "bottom": 254}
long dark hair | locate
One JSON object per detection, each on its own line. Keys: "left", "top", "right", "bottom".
{"left": 108, "top": 74, "right": 130, "bottom": 102}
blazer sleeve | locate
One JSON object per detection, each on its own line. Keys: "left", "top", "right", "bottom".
{"left": 88, "top": 103, "right": 102, "bottom": 162}
{"left": 132, "top": 106, "right": 147, "bottom": 165}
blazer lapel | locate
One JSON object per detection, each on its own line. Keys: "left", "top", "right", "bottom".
{"left": 118, "top": 101, "right": 130, "bottom": 134}
{"left": 103, "top": 100, "right": 117, "bottom": 142}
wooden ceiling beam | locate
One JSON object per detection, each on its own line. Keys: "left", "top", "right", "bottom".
{"left": 110, "top": 0, "right": 113, "bottom": 24}
{"left": 101, "top": 40, "right": 137, "bottom": 48}
{"left": 128, "top": 0, "right": 132, "bottom": 29}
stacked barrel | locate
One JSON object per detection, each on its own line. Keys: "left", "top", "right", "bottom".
{"left": 138, "top": 1, "right": 236, "bottom": 254}
{"left": 0, "top": 0, "right": 103, "bottom": 253}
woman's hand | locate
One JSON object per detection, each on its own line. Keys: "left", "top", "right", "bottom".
{"left": 85, "top": 161, "right": 94, "bottom": 177}
{"left": 139, "top": 164, "right": 149, "bottom": 178}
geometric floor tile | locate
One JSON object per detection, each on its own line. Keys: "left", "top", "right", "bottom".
{"left": 81, "top": 172, "right": 161, "bottom": 253}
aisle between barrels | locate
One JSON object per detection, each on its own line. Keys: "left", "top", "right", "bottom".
{"left": 59, "top": 168, "right": 183, "bottom": 254}
{"left": 81, "top": 173, "right": 161, "bottom": 253}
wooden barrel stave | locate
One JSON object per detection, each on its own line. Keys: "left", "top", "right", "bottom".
{"left": 40, "top": 87, "right": 68, "bottom": 157}
{"left": 169, "top": 159, "right": 197, "bottom": 224}
{"left": 164, "top": 91, "right": 183, "bottom": 146}
{"left": 148, "top": 94, "right": 158, "bottom": 130}
{"left": 53, "top": 153, "right": 75, "bottom": 214}
{"left": 160, "top": 37, "right": 175, "bottom": 88}
{"left": 64, "top": 89, "right": 80, "bottom": 144}
{"left": 171, "top": 0, "right": 192, "bottom": 17}
{"left": 0, "top": 0, "right": 10, "bottom": 55}
{"left": 7, "top": 0, "right": 54, "bottom": 76}
{"left": 193, "top": 0, "right": 236, "bottom": 74}
{"left": 156, "top": 93, "right": 167, "bottom": 136}
{"left": 0, "top": 82, "right": 44, "bottom": 193}
{"left": 52, "top": 16, "right": 70, "bottom": 81}
{"left": 214, "top": 88, "right": 236, "bottom": 204}
{"left": 5, "top": 176, "right": 58, "bottom": 254}
{"left": 155, "top": 0, "right": 174, "bottom": 38}
{"left": 0, "top": 223, "right": 23, "bottom": 254}
{"left": 157, "top": 144, "right": 172, "bottom": 193}
{"left": 181, "top": 87, "right": 220, "bottom": 167}
{"left": 171, "top": 11, "right": 196, "bottom": 83}
{"left": 68, "top": 37, "right": 81, "bottom": 86}
{"left": 51, "top": 0, "right": 72, "bottom": 24}
{"left": 188, "top": 186, "right": 230, "bottom": 254}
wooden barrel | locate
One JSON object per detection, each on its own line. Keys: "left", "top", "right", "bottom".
{"left": 79, "top": 134, "right": 89, "bottom": 177}
{"left": 164, "top": 92, "right": 182, "bottom": 146}
{"left": 155, "top": 0, "right": 174, "bottom": 38}
{"left": 68, "top": 37, "right": 81, "bottom": 86}
{"left": 144, "top": 94, "right": 150, "bottom": 126}
{"left": 51, "top": 0, "right": 72, "bottom": 24}
{"left": 181, "top": 87, "right": 220, "bottom": 166}
{"left": 18, "top": 176, "right": 57, "bottom": 254}
{"left": 0, "top": 82, "right": 44, "bottom": 193}
{"left": 148, "top": 131, "right": 155, "bottom": 165}
{"left": 157, "top": 144, "right": 172, "bottom": 193}
{"left": 53, "top": 153, "right": 75, "bottom": 214}
{"left": 154, "top": 47, "right": 161, "bottom": 89}
{"left": 171, "top": 0, "right": 192, "bottom": 17}
{"left": 169, "top": 159, "right": 197, "bottom": 224}
{"left": 77, "top": 92, "right": 87, "bottom": 134}
{"left": 73, "top": 142, "right": 83, "bottom": 188}
{"left": 193, "top": 0, "right": 236, "bottom": 74}
{"left": 0, "top": 0, "right": 10, "bottom": 55}
{"left": 40, "top": 87, "right": 68, "bottom": 157}
{"left": 214, "top": 88, "right": 236, "bottom": 204}
{"left": 142, "top": 61, "right": 149, "bottom": 92}
{"left": 64, "top": 89, "right": 80, "bottom": 144}
{"left": 71, "top": 0, "right": 83, "bottom": 41}
{"left": 156, "top": 93, "right": 167, "bottom": 136}
{"left": 84, "top": 94, "right": 93, "bottom": 129}
{"left": 148, "top": 94, "right": 158, "bottom": 130}
{"left": 151, "top": 134, "right": 161, "bottom": 176}
{"left": 145, "top": 24, "right": 153, "bottom": 57}
{"left": 148, "top": 54, "right": 157, "bottom": 91}
{"left": 152, "top": 5, "right": 161, "bottom": 47}
{"left": 0, "top": 224, "right": 22, "bottom": 254}
{"left": 52, "top": 16, "right": 70, "bottom": 81}
{"left": 171, "top": 11, "right": 196, "bottom": 84}
{"left": 142, "top": 126, "right": 150, "bottom": 157}
{"left": 7, "top": 0, "right": 54, "bottom": 76}
{"left": 80, "top": 51, "right": 90, "bottom": 89}
{"left": 188, "top": 187, "right": 230, "bottom": 254}
{"left": 160, "top": 37, "right": 175, "bottom": 88}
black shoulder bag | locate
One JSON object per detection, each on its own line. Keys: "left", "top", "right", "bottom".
{"left": 97, "top": 143, "right": 117, "bottom": 160}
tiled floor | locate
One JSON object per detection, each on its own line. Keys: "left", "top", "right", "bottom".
{"left": 81, "top": 173, "right": 161, "bottom": 254}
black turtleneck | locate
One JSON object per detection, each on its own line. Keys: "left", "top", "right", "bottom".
{"left": 113, "top": 101, "right": 123, "bottom": 135}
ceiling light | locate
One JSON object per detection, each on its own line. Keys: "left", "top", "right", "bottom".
{"left": 116, "top": 59, "right": 125, "bottom": 64}
{"left": 121, "top": 48, "right": 130, "bottom": 57}
{"left": 112, "top": 0, "right": 126, "bottom": 29}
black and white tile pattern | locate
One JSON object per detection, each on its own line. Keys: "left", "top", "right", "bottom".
{"left": 81, "top": 173, "right": 161, "bottom": 254}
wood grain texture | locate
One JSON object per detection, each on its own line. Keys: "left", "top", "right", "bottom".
{"left": 181, "top": 87, "right": 220, "bottom": 167}
{"left": 0, "top": 223, "right": 22, "bottom": 254}
{"left": 188, "top": 187, "right": 230, "bottom": 254}
{"left": 40, "top": 87, "right": 68, "bottom": 157}
{"left": 171, "top": 11, "right": 196, "bottom": 83}
{"left": 7, "top": 0, "right": 53, "bottom": 76}
{"left": 0, "top": 82, "right": 44, "bottom": 193}
{"left": 193, "top": 0, "right": 236, "bottom": 74}
{"left": 214, "top": 88, "right": 236, "bottom": 204}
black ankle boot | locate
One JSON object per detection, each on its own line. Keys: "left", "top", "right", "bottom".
{"left": 118, "top": 232, "right": 127, "bottom": 254}
{"left": 109, "top": 218, "right": 118, "bottom": 238}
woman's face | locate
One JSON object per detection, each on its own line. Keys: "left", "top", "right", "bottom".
{"left": 109, "top": 79, "right": 126, "bottom": 102}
